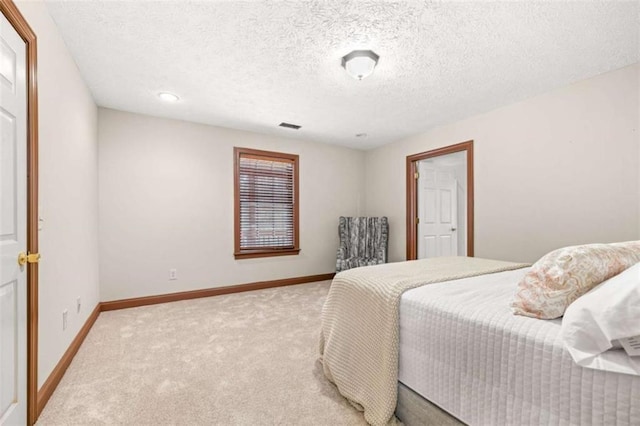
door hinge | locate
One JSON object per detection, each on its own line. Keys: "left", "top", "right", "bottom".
{"left": 414, "top": 172, "right": 419, "bottom": 179}
{"left": 416, "top": 217, "right": 420, "bottom": 224}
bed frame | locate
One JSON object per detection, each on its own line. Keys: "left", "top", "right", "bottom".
{"left": 396, "top": 382, "right": 465, "bottom": 426}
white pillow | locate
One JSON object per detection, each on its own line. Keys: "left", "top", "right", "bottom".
{"left": 561, "top": 262, "right": 640, "bottom": 376}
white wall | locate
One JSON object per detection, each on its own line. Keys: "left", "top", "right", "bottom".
{"left": 366, "top": 64, "right": 640, "bottom": 263}
{"left": 98, "top": 108, "right": 365, "bottom": 301}
{"left": 16, "top": 1, "right": 100, "bottom": 388}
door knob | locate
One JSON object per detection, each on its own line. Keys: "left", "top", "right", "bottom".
{"left": 451, "top": 227, "right": 457, "bottom": 231}
{"left": 18, "top": 252, "right": 40, "bottom": 266}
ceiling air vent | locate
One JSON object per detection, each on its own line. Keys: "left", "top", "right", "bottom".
{"left": 279, "top": 122, "right": 301, "bottom": 130}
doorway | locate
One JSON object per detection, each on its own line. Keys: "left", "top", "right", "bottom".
{"left": 406, "top": 141, "right": 473, "bottom": 260}
{"left": 0, "top": 1, "right": 38, "bottom": 424}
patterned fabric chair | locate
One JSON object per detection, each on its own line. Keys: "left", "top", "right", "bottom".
{"left": 336, "top": 216, "right": 389, "bottom": 272}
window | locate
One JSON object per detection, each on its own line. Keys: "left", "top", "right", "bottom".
{"left": 234, "top": 147, "right": 300, "bottom": 259}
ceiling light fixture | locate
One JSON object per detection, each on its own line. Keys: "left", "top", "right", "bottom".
{"left": 341, "top": 50, "right": 379, "bottom": 80}
{"left": 158, "top": 92, "right": 179, "bottom": 102}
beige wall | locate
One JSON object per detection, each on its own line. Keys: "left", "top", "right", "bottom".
{"left": 366, "top": 64, "right": 640, "bottom": 263}
{"left": 98, "top": 108, "right": 365, "bottom": 301}
{"left": 16, "top": 1, "right": 100, "bottom": 388}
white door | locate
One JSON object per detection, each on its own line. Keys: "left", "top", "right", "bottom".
{"left": 0, "top": 11, "right": 28, "bottom": 426}
{"left": 417, "top": 161, "right": 458, "bottom": 258}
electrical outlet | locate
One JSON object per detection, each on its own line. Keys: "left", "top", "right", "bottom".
{"left": 76, "top": 297, "right": 81, "bottom": 313}
{"left": 169, "top": 268, "right": 177, "bottom": 280}
{"left": 62, "top": 310, "right": 68, "bottom": 331}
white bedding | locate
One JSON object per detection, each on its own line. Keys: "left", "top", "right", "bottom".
{"left": 398, "top": 268, "right": 640, "bottom": 425}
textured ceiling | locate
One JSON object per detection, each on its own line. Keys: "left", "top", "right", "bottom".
{"left": 45, "top": 1, "right": 639, "bottom": 150}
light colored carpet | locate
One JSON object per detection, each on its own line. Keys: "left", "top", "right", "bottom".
{"left": 37, "top": 281, "right": 366, "bottom": 425}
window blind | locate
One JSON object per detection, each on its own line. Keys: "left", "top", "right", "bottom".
{"left": 238, "top": 154, "right": 295, "bottom": 250}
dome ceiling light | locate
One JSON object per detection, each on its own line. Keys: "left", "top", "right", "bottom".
{"left": 341, "top": 50, "right": 380, "bottom": 80}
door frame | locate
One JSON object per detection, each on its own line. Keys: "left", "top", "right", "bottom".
{"left": 406, "top": 140, "right": 473, "bottom": 260}
{"left": 0, "top": 1, "right": 38, "bottom": 424}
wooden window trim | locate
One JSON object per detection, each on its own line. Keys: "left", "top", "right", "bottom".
{"left": 233, "top": 147, "right": 300, "bottom": 259}
{"left": 406, "top": 140, "right": 474, "bottom": 260}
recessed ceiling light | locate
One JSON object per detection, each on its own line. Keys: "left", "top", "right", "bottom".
{"left": 158, "top": 92, "right": 179, "bottom": 102}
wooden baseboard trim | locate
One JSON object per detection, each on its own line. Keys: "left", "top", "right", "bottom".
{"left": 37, "top": 303, "right": 101, "bottom": 416}
{"left": 100, "top": 272, "right": 336, "bottom": 312}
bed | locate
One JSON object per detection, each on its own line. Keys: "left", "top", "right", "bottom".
{"left": 319, "top": 256, "right": 640, "bottom": 426}
{"left": 398, "top": 268, "right": 640, "bottom": 425}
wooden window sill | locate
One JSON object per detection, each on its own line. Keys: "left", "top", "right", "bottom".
{"left": 234, "top": 248, "right": 301, "bottom": 260}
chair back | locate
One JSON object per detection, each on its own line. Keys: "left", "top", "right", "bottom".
{"left": 339, "top": 216, "right": 388, "bottom": 259}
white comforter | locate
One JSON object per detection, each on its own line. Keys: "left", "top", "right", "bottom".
{"left": 399, "top": 268, "right": 640, "bottom": 425}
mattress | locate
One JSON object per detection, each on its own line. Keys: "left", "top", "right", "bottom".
{"left": 398, "top": 268, "right": 640, "bottom": 425}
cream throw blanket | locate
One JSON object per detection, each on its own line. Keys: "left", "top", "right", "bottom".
{"left": 319, "top": 257, "right": 529, "bottom": 425}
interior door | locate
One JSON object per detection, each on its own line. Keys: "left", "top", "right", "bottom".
{"left": 417, "top": 161, "right": 458, "bottom": 258}
{"left": 0, "top": 11, "right": 27, "bottom": 425}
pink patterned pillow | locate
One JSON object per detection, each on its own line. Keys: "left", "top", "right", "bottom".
{"left": 512, "top": 241, "right": 640, "bottom": 319}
